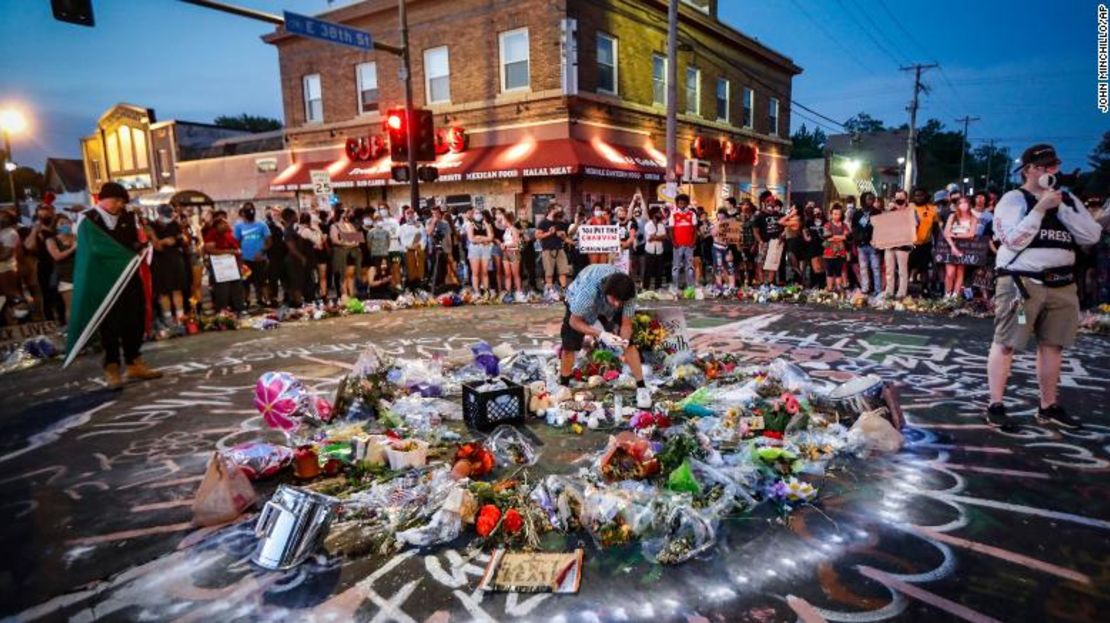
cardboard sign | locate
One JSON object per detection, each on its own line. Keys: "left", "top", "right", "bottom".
{"left": 870, "top": 209, "right": 916, "bottom": 249}
{"left": 933, "top": 237, "right": 990, "bottom": 266}
{"left": 717, "top": 220, "right": 742, "bottom": 246}
{"left": 577, "top": 225, "right": 620, "bottom": 253}
{"left": 210, "top": 254, "right": 242, "bottom": 283}
{"left": 479, "top": 549, "right": 583, "bottom": 593}
{"left": 0, "top": 320, "right": 59, "bottom": 352}
{"left": 653, "top": 308, "right": 690, "bottom": 354}
{"left": 762, "top": 238, "right": 784, "bottom": 271}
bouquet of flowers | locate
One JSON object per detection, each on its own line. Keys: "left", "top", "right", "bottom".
{"left": 201, "top": 310, "right": 239, "bottom": 332}
{"left": 469, "top": 479, "right": 548, "bottom": 550}
{"left": 570, "top": 347, "right": 622, "bottom": 384}
{"left": 631, "top": 312, "right": 669, "bottom": 351}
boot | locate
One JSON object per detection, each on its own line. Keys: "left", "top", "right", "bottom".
{"left": 104, "top": 363, "right": 123, "bottom": 390}
{"left": 126, "top": 358, "right": 164, "bottom": 382}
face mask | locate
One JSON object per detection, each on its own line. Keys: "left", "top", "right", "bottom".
{"left": 894, "top": 199, "right": 906, "bottom": 206}
{"left": 379, "top": 210, "right": 389, "bottom": 218}
{"left": 814, "top": 218, "right": 823, "bottom": 227}
{"left": 244, "top": 209, "right": 256, "bottom": 220}
{"left": 363, "top": 218, "right": 373, "bottom": 227}
{"left": 594, "top": 210, "right": 605, "bottom": 217}
{"left": 58, "top": 225, "right": 72, "bottom": 235}
{"left": 474, "top": 214, "right": 484, "bottom": 222}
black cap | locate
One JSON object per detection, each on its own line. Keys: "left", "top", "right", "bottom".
{"left": 98, "top": 182, "right": 130, "bottom": 203}
{"left": 1014, "top": 144, "right": 1061, "bottom": 173}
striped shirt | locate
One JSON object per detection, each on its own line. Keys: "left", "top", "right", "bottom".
{"left": 565, "top": 264, "right": 636, "bottom": 324}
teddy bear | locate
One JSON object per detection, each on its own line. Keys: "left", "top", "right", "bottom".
{"left": 528, "top": 380, "right": 552, "bottom": 415}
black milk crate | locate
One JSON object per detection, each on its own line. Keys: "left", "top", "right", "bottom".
{"left": 462, "top": 377, "right": 526, "bottom": 432}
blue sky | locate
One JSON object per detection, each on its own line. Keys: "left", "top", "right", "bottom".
{"left": 0, "top": 0, "right": 1105, "bottom": 178}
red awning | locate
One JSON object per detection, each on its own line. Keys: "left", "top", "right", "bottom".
{"left": 332, "top": 138, "right": 668, "bottom": 187}
{"left": 268, "top": 160, "right": 349, "bottom": 192}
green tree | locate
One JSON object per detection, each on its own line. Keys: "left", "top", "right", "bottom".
{"left": 843, "top": 112, "right": 886, "bottom": 135}
{"left": 913, "top": 119, "right": 965, "bottom": 192}
{"left": 1085, "top": 131, "right": 1110, "bottom": 196}
{"left": 213, "top": 113, "right": 282, "bottom": 133}
{"left": 790, "top": 123, "right": 827, "bottom": 160}
{"left": 0, "top": 166, "right": 45, "bottom": 204}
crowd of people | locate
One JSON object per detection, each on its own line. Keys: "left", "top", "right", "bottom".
{"left": 2, "top": 174, "right": 1109, "bottom": 332}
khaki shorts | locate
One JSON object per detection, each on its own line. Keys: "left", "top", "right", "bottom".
{"left": 542, "top": 249, "right": 571, "bottom": 276}
{"left": 993, "top": 276, "right": 1079, "bottom": 350}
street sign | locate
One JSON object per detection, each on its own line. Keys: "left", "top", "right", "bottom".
{"left": 283, "top": 11, "right": 373, "bottom": 52}
{"left": 310, "top": 170, "right": 332, "bottom": 197}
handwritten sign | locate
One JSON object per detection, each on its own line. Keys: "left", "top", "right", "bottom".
{"left": 653, "top": 308, "right": 689, "bottom": 354}
{"left": 717, "top": 220, "right": 742, "bottom": 246}
{"left": 479, "top": 549, "right": 583, "bottom": 594}
{"left": 210, "top": 255, "right": 242, "bottom": 283}
{"left": 577, "top": 225, "right": 620, "bottom": 254}
{"left": 933, "top": 237, "right": 990, "bottom": 266}
{"left": 762, "top": 238, "right": 784, "bottom": 271}
{"left": 870, "top": 209, "right": 916, "bottom": 249}
{"left": 0, "top": 320, "right": 60, "bottom": 352}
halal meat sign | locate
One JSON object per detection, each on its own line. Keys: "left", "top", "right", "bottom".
{"left": 345, "top": 126, "right": 469, "bottom": 162}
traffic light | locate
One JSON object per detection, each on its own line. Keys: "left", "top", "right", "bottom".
{"left": 417, "top": 165, "right": 439, "bottom": 183}
{"left": 414, "top": 109, "right": 436, "bottom": 162}
{"left": 52, "top": 0, "right": 95, "bottom": 26}
{"left": 385, "top": 109, "right": 408, "bottom": 161}
{"left": 390, "top": 164, "right": 411, "bottom": 183}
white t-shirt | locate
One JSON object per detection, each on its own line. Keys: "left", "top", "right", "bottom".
{"left": 380, "top": 217, "right": 402, "bottom": 253}
{"left": 398, "top": 221, "right": 423, "bottom": 249}
{"left": 644, "top": 220, "right": 665, "bottom": 255}
{"left": 0, "top": 227, "right": 19, "bottom": 273}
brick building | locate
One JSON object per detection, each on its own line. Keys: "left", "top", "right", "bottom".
{"left": 264, "top": 0, "right": 800, "bottom": 219}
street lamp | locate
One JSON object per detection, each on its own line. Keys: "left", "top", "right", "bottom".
{"left": 0, "top": 108, "right": 28, "bottom": 213}
{"left": 845, "top": 159, "right": 861, "bottom": 176}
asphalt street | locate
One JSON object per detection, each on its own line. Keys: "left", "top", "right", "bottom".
{"left": 0, "top": 301, "right": 1107, "bottom": 622}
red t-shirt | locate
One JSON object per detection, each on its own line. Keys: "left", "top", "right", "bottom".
{"left": 668, "top": 209, "right": 697, "bottom": 247}
{"left": 204, "top": 228, "right": 239, "bottom": 252}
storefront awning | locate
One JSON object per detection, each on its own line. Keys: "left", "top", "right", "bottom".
{"left": 304, "top": 138, "right": 669, "bottom": 190}
{"left": 136, "top": 188, "right": 215, "bottom": 208}
{"left": 269, "top": 160, "right": 347, "bottom": 192}
{"left": 830, "top": 175, "right": 860, "bottom": 198}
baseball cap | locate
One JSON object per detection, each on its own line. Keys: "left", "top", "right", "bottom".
{"left": 98, "top": 182, "right": 130, "bottom": 203}
{"left": 1014, "top": 144, "right": 1061, "bottom": 173}
{"left": 933, "top": 190, "right": 949, "bottom": 203}
{"left": 945, "top": 183, "right": 960, "bottom": 194}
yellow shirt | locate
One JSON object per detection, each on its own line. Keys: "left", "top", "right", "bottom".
{"left": 913, "top": 203, "right": 937, "bottom": 245}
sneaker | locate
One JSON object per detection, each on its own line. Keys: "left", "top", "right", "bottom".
{"left": 984, "top": 402, "right": 1009, "bottom": 428}
{"left": 1036, "top": 404, "right": 1081, "bottom": 429}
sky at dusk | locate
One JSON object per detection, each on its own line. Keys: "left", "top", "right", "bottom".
{"left": 0, "top": 0, "right": 1105, "bottom": 180}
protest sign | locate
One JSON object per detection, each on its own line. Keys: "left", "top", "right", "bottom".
{"left": 210, "top": 255, "right": 242, "bottom": 283}
{"left": 934, "top": 237, "right": 990, "bottom": 266}
{"left": 577, "top": 225, "right": 620, "bottom": 254}
{"left": 762, "top": 238, "right": 784, "bottom": 271}
{"left": 870, "top": 209, "right": 916, "bottom": 249}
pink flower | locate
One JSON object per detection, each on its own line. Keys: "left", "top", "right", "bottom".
{"left": 603, "top": 370, "right": 620, "bottom": 382}
{"left": 315, "top": 397, "right": 334, "bottom": 423}
{"left": 254, "top": 373, "right": 298, "bottom": 431}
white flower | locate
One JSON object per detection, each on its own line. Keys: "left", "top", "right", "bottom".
{"left": 784, "top": 477, "right": 817, "bottom": 502}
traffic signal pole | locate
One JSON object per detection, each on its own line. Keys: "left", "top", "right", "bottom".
{"left": 398, "top": 0, "right": 420, "bottom": 214}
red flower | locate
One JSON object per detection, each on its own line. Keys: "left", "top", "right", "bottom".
{"left": 763, "top": 430, "right": 784, "bottom": 440}
{"left": 476, "top": 504, "right": 501, "bottom": 537}
{"left": 503, "top": 509, "right": 524, "bottom": 535}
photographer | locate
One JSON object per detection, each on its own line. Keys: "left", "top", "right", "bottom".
{"left": 985, "top": 144, "right": 1101, "bottom": 429}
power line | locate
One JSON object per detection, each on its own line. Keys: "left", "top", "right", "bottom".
{"left": 787, "top": 0, "right": 879, "bottom": 75}
{"left": 838, "top": 0, "right": 909, "bottom": 66}
{"left": 876, "top": 0, "right": 930, "bottom": 59}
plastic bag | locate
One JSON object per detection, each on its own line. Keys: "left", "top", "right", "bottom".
{"left": 667, "top": 459, "right": 701, "bottom": 495}
{"left": 641, "top": 504, "right": 717, "bottom": 565}
{"left": 223, "top": 442, "right": 294, "bottom": 480}
{"left": 254, "top": 371, "right": 329, "bottom": 439}
{"left": 581, "top": 482, "right": 655, "bottom": 547}
{"left": 529, "top": 475, "right": 586, "bottom": 531}
{"left": 486, "top": 425, "right": 540, "bottom": 466}
{"left": 688, "top": 459, "right": 755, "bottom": 518}
{"left": 192, "top": 452, "right": 257, "bottom": 526}
{"left": 848, "top": 409, "right": 904, "bottom": 453}
{"left": 766, "top": 359, "right": 815, "bottom": 395}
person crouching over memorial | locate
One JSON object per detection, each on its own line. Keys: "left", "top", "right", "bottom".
{"left": 985, "top": 144, "right": 1102, "bottom": 430}
{"left": 557, "top": 264, "right": 646, "bottom": 389}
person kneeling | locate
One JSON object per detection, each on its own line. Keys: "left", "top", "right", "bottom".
{"left": 557, "top": 265, "right": 645, "bottom": 388}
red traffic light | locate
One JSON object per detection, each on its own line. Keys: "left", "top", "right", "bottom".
{"left": 386, "top": 113, "right": 404, "bottom": 131}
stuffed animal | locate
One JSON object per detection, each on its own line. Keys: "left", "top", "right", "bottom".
{"left": 528, "top": 380, "right": 551, "bottom": 414}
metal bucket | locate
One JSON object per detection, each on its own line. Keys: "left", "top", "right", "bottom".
{"left": 821, "top": 375, "right": 888, "bottom": 424}
{"left": 252, "top": 485, "right": 340, "bottom": 570}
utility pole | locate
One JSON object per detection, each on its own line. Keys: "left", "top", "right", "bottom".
{"left": 900, "top": 63, "right": 937, "bottom": 191}
{"left": 665, "top": 0, "right": 678, "bottom": 195}
{"left": 398, "top": 0, "right": 419, "bottom": 213}
{"left": 984, "top": 138, "right": 995, "bottom": 193}
{"left": 955, "top": 115, "right": 979, "bottom": 194}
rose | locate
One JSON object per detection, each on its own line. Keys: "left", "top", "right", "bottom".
{"left": 503, "top": 509, "right": 524, "bottom": 535}
{"left": 476, "top": 504, "right": 501, "bottom": 537}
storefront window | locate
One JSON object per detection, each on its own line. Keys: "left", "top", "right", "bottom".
{"left": 357, "top": 63, "right": 379, "bottom": 114}
{"left": 500, "top": 28, "right": 530, "bottom": 92}
{"left": 118, "top": 126, "right": 134, "bottom": 171}
{"left": 742, "top": 87, "right": 754, "bottom": 128}
{"left": 158, "top": 149, "right": 171, "bottom": 178}
{"left": 132, "top": 127, "right": 148, "bottom": 169}
{"left": 685, "top": 67, "right": 700, "bottom": 116}
{"left": 424, "top": 47, "right": 451, "bottom": 104}
{"left": 303, "top": 74, "right": 323, "bottom": 123}
{"left": 769, "top": 97, "right": 780, "bottom": 136}
{"left": 716, "top": 78, "right": 729, "bottom": 123}
{"left": 105, "top": 132, "right": 120, "bottom": 173}
{"left": 652, "top": 54, "right": 666, "bottom": 106}
{"left": 596, "top": 32, "right": 617, "bottom": 95}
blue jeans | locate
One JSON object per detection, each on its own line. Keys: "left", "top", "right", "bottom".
{"left": 858, "top": 245, "right": 882, "bottom": 294}
{"left": 672, "top": 245, "right": 695, "bottom": 288}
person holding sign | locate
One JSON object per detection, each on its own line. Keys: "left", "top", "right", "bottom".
{"left": 668, "top": 194, "right": 698, "bottom": 292}
{"left": 558, "top": 264, "right": 645, "bottom": 388}
{"left": 586, "top": 203, "right": 611, "bottom": 265}
{"left": 614, "top": 205, "right": 638, "bottom": 275}
{"left": 712, "top": 198, "right": 738, "bottom": 290}
{"left": 941, "top": 196, "right": 979, "bottom": 299}
{"left": 203, "top": 210, "right": 245, "bottom": 314}
{"left": 883, "top": 190, "right": 914, "bottom": 299}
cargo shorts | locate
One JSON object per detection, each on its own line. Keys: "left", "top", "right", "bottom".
{"left": 542, "top": 249, "right": 571, "bottom": 277}
{"left": 993, "top": 276, "right": 1079, "bottom": 350}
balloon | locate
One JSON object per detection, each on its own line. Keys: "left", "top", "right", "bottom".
{"left": 253, "top": 372, "right": 327, "bottom": 434}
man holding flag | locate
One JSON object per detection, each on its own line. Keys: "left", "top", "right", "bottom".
{"left": 65, "top": 182, "right": 163, "bottom": 389}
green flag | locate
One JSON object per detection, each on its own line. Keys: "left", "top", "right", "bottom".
{"left": 63, "top": 217, "right": 142, "bottom": 369}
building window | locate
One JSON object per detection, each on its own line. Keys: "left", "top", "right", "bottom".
{"left": 91, "top": 159, "right": 101, "bottom": 183}
{"left": 132, "top": 127, "right": 148, "bottom": 169}
{"left": 742, "top": 87, "right": 754, "bottom": 128}
{"left": 769, "top": 97, "right": 780, "bottom": 136}
{"left": 424, "top": 47, "right": 451, "bottom": 104}
{"left": 303, "top": 73, "right": 323, "bottom": 123}
{"left": 118, "top": 126, "right": 134, "bottom": 171}
{"left": 652, "top": 54, "right": 667, "bottom": 106}
{"left": 596, "top": 32, "right": 617, "bottom": 95}
{"left": 158, "top": 149, "right": 171, "bottom": 178}
{"left": 499, "top": 28, "right": 530, "bottom": 92}
{"left": 356, "top": 63, "right": 379, "bottom": 114}
{"left": 685, "top": 67, "right": 700, "bottom": 115}
{"left": 105, "top": 132, "right": 119, "bottom": 173}
{"left": 716, "top": 78, "right": 730, "bottom": 123}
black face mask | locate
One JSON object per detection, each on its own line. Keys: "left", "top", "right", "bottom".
{"left": 243, "top": 208, "right": 256, "bottom": 220}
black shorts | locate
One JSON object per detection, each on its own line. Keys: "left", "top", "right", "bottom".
{"left": 909, "top": 243, "right": 933, "bottom": 272}
{"left": 561, "top": 304, "right": 619, "bottom": 352}
{"left": 825, "top": 257, "right": 846, "bottom": 274}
